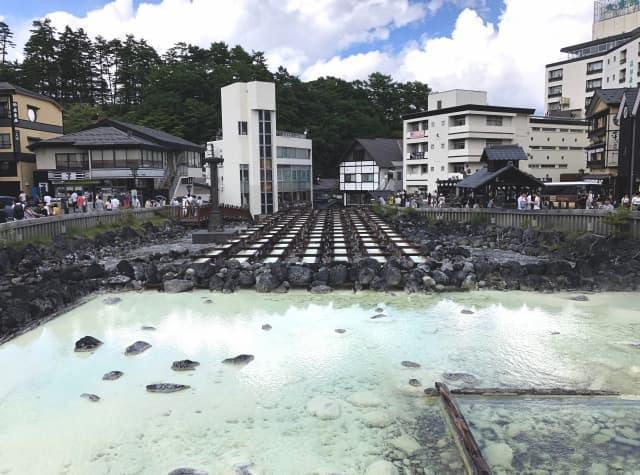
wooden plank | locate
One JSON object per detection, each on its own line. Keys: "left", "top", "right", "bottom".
{"left": 449, "top": 387, "right": 620, "bottom": 397}
{"left": 436, "top": 382, "right": 492, "bottom": 475}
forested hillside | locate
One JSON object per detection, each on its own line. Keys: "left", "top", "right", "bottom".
{"left": 0, "top": 19, "right": 430, "bottom": 176}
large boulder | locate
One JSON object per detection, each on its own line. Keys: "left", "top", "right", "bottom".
{"left": 358, "top": 267, "right": 376, "bottom": 286}
{"left": 125, "top": 340, "right": 152, "bottom": 355}
{"left": 384, "top": 266, "right": 403, "bottom": 288}
{"left": 116, "top": 260, "right": 135, "bottom": 279}
{"left": 164, "top": 279, "right": 194, "bottom": 293}
{"left": 287, "top": 265, "right": 313, "bottom": 286}
{"left": 256, "top": 272, "right": 280, "bottom": 293}
{"left": 328, "top": 264, "right": 348, "bottom": 287}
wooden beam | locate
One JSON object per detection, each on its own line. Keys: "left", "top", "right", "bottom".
{"left": 436, "top": 382, "right": 492, "bottom": 475}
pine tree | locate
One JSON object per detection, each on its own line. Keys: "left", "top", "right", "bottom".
{"left": 0, "top": 21, "right": 15, "bottom": 65}
{"left": 21, "top": 19, "right": 59, "bottom": 97}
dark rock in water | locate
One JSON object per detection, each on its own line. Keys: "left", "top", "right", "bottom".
{"left": 550, "top": 331, "right": 561, "bottom": 335}
{"left": 370, "top": 313, "right": 388, "bottom": 319}
{"left": 570, "top": 295, "right": 589, "bottom": 302}
{"left": 75, "top": 335, "right": 103, "bottom": 352}
{"left": 375, "top": 307, "right": 384, "bottom": 313}
{"left": 164, "top": 279, "right": 194, "bottom": 293}
{"left": 168, "top": 469, "right": 208, "bottom": 475}
{"left": 335, "top": 329, "right": 346, "bottom": 334}
{"left": 103, "top": 297, "right": 122, "bottom": 305}
{"left": 146, "top": 383, "right": 190, "bottom": 393}
{"left": 125, "top": 340, "right": 152, "bottom": 355}
{"left": 102, "top": 371, "right": 123, "bottom": 381}
{"left": 172, "top": 359, "right": 200, "bottom": 371}
{"left": 460, "top": 309, "right": 474, "bottom": 315}
{"left": 261, "top": 324, "right": 272, "bottom": 331}
{"left": 442, "top": 372, "right": 480, "bottom": 385}
{"left": 203, "top": 299, "right": 213, "bottom": 304}
{"left": 402, "top": 360, "right": 421, "bottom": 368}
{"left": 81, "top": 393, "right": 100, "bottom": 402}
{"left": 141, "top": 326, "right": 156, "bottom": 331}
{"left": 310, "top": 284, "right": 332, "bottom": 294}
{"left": 423, "top": 388, "right": 438, "bottom": 396}
{"left": 409, "top": 379, "right": 421, "bottom": 387}
{"left": 233, "top": 462, "right": 254, "bottom": 475}
{"left": 628, "top": 342, "right": 640, "bottom": 349}
{"left": 222, "top": 354, "right": 254, "bottom": 366}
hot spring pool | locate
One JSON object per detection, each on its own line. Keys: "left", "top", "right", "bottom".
{"left": 0, "top": 291, "right": 639, "bottom": 474}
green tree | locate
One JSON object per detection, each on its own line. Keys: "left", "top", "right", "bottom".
{"left": 21, "top": 19, "right": 59, "bottom": 97}
{"left": 0, "top": 21, "right": 15, "bottom": 65}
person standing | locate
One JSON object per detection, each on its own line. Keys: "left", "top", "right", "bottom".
{"left": 77, "top": 193, "right": 86, "bottom": 213}
{"left": 18, "top": 190, "right": 26, "bottom": 203}
{"left": 631, "top": 192, "right": 640, "bottom": 211}
{"left": 12, "top": 201, "right": 24, "bottom": 220}
{"left": 533, "top": 194, "right": 541, "bottom": 210}
{"left": 621, "top": 194, "right": 631, "bottom": 209}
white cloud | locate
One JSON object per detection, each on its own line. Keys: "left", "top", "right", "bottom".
{"left": 302, "top": 51, "right": 396, "bottom": 81}
{"left": 303, "top": 0, "right": 594, "bottom": 113}
{"left": 13, "top": 0, "right": 426, "bottom": 65}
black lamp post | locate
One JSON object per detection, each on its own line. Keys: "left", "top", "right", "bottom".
{"left": 204, "top": 143, "right": 224, "bottom": 231}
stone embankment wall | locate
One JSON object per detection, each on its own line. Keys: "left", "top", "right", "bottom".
{"left": 1, "top": 213, "right": 639, "bottom": 343}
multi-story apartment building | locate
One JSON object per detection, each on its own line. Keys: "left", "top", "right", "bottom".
{"left": 210, "top": 81, "right": 312, "bottom": 216}
{"left": 527, "top": 117, "right": 590, "bottom": 182}
{"left": 338, "top": 138, "right": 402, "bottom": 205}
{"left": 617, "top": 86, "right": 640, "bottom": 195}
{"left": 584, "top": 87, "right": 638, "bottom": 197}
{"left": 402, "top": 90, "right": 533, "bottom": 193}
{"left": 0, "top": 82, "right": 63, "bottom": 197}
{"left": 545, "top": 1, "right": 640, "bottom": 117}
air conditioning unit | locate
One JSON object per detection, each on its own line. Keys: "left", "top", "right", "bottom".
{"left": 560, "top": 97, "right": 570, "bottom": 106}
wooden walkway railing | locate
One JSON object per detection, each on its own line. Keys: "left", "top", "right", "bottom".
{"left": 0, "top": 207, "right": 165, "bottom": 243}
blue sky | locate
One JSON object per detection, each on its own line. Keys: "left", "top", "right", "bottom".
{"left": 1, "top": 0, "right": 594, "bottom": 111}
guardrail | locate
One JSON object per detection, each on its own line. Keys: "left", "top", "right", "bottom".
{"left": 0, "top": 207, "right": 166, "bottom": 243}
{"left": 409, "top": 207, "right": 640, "bottom": 238}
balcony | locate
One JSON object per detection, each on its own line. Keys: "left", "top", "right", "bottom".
{"left": 406, "top": 130, "right": 426, "bottom": 139}
{"left": 548, "top": 75, "right": 563, "bottom": 82}
{"left": 586, "top": 159, "right": 605, "bottom": 169}
{"left": 407, "top": 151, "right": 426, "bottom": 160}
{"left": 276, "top": 130, "right": 307, "bottom": 139}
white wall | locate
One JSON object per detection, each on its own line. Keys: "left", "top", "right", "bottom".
{"left": 427, "top": 90, "right": 487, "bottom": 111}
{"left": 212, "top": 81, "right": 312, "bottom": 215}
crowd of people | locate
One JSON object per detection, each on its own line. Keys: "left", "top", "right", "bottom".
{"left": 0, "top": 190, "right": 167, "bottom": 223}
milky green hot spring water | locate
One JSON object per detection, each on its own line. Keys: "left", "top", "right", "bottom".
{"left": 0, "top": 291, "right": 639, "bottom": 474}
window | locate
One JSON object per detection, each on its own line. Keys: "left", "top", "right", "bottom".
{"left": 548, "top": 85, "right": 562, "bottom": 97}
{"left": 0, "top": 133, "right": 10, "bottom": 149}
{"left": 440, "top": 166, "right": 445, "bottom": 172}
{"left": 437, "top": 100, "right": 442, "bottom": 110}
{"left": 486, "top": 116, "right": 503, "bottom": 126}
{"left": 548, "top": 68, "right": 563, "bottom": 81}
{"left": 258, "top": 110, "right": 273, "bottom": 214}
{"left": 0, "top": 99, "right": 9, "bottom": 118}
{"left": 441, "top": 143, "right": 445, "bottom": 149}
{"left": 27, "top": 106, "right": 38, "bottom": 122}
{"left": 441, "top": 120, "right": 445, "bottom": 126}
{"left": 586, "top": 78, "right": 602, "bottom": 91}
{"left": 585, "top": 96, "right": 593, "bottom": 109}
{"left": 353, "top": 150, "right": 365, "bottom": 161}
{"left": 620, "top": 68, "right": 627, "bottom": 83}
{"left": 450, "top": 115, "right": 466, "bottom": 126}
{"left": 451, "top": 139, "right": 465, "bottom": 150}
{"left": 55, "top": 153, "right": 88, "bottom": 170}
{"left": 237, "top": 121, "right": 248, "bottom": 135}
{"left": 421, "top": 165, "right": 428, "bottom": 174}
{"left": 586, "top": 60, "right": 603, "bottom": 74}
{"left": 344, "top": 173, "right": 355, "bottom": 183}
{"left": 620, "top": 49, "right": 627, "bottom": 64}
{"left": 276, "top": 146, "right": 310, "bottom": 159}
{"left": 361, "top": 173, "right": 374, "bottom": 183}
{"left": 430, "top": 143, "right": 435, "bottom": 150}
{"left": 548, "top": 101, "right": 561, "bottom": 111}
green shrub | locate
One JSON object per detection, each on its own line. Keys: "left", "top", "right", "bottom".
{"left": 603, "top": 207, "right": 633, "bottom": 238}
{"left": 469, "top": 213, "right": 489, "bottom": 226}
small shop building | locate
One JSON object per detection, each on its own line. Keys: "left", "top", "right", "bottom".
{"left": 456, "top": 145, "right": 543, "bottom": 207}
{"left": 30, "top": 119, "right": 204, "bottom": 203}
